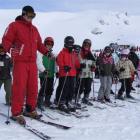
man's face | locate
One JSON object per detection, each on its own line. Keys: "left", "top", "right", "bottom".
{"left": 23, "top": 12, "right": 36, "bottom": 22}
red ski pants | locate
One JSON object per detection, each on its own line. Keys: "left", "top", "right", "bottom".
{"left": 11, "top": 62, "right": 38, "bottom": 116}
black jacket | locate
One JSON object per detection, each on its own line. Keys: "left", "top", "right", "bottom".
{"left": 0, "top": 54, "right": 12, "bottom": 80}
{"left": 128, "top": 52, "right": 139, "bottom": 69}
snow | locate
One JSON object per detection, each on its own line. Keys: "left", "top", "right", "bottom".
{"left": 0, "top": 6, "right": 140, "bottom": 140}
{"left": 1, "top": 79, "right": 140, "bottom": 140}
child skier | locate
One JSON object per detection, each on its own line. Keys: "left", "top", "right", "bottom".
{"left": 37, "top": 37, "right": 56, "bottom": 110}
{"left": 55, "top": 36, "right": 80, "bottom": 113}
{"left": 97, "top": 46, "right": 115, "bottom": 103}
{"left": 0, "top": 44, "right": 12, "bottom": 105}
{"left": 116, "top": 49, "right": 135, "bottom": 100}
{"left": 77, "top": 39, "right": 96, "bottom": 106}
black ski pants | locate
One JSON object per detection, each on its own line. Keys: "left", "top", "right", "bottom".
{"left": 118, "top": 78, "right": 132, "bottom": 96}
{"left": 38, "top": 77, "right": 54, "bottom": 105}
{"left": 55, "top": 76, "right": 75, "bottom": 105}
{"left": 78, "top": 78, "right": 92, "bottom": 99}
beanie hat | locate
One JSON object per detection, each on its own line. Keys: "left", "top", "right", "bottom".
{"left": 22, "top": 5, "right": 35, "bottom": 15}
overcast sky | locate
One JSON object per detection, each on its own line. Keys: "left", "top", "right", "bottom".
{"left": 0, "top": 0, "right": 140, "bottom": 14}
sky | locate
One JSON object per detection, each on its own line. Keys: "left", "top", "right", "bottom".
{"left": 0, "top": 0, "right": 140, "bottom": 14}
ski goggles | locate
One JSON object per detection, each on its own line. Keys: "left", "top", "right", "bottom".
{"left": 26, "top": 12, "right": 36, "bottom": 19}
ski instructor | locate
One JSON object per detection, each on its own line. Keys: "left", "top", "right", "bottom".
{"left": 2, "top": 5, "right": 49, "bottom": 125}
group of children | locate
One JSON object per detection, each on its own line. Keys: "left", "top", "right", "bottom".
{"left": 0, "top": 35, "right": 140, "bottom": 123}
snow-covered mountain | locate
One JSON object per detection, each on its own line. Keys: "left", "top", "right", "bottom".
{"left": 0, "top": 9, "right": 140, "bottom": 53}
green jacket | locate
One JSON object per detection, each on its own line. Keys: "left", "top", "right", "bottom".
{"left": 39, "top": 55, "right": 55, "bottom": 78}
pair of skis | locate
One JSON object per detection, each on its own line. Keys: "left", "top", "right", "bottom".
{"left": 0, "top": 112, "right": 72, "bottom": 140}
{"left": 46, "top": 107, "right": 90, "bottom": 119}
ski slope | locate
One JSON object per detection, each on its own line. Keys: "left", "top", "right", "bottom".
{"left": 0, "top": 7, "right": 140, "bottom": 140}
{"left": 0, "top": 79, "right": 140, "bottom": 140}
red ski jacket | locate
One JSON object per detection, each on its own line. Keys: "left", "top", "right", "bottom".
{"left": 57, "top": 48, "right": 80, "bottom": 77}
{"left": 2, "top": 17, "right": 48, "bottom": 62}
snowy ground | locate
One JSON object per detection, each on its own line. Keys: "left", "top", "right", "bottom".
{"left": 0, "top": 78, "right": 140, "bottom": 140}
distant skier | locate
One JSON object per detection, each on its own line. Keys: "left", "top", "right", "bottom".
{"left": 37, "top": 37, "right": 56, "bottom": 110}
{"left": 0, "top": 44, "right": 12, "bottom": 105}
{"left": 55, "top": 36, "right": 80, "bottom": 113}
{"left": 116, "top": 48, "right": 135, "bottom": 100}
{"left": 2, "top": 5, "right": 49, "bottom": 125}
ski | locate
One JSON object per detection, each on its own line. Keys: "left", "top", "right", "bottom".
{"left": 28, "top": 117, "right": 72, "bottom": 130}
{"left": 104, "top": 102, "right": 125, "bottom": 107}
{"left": 70, "top": 111, "right": 90, "bottom": 118}
{"left": 126, "top": 100, "right": 138, "bottom": 103}
{"left": 41, "top": 111, "right": 59, "bottom": 121}
{"left": 0, "top": 112, "right": 51, "bottom": 140}
{"left": 93, "top": 105, "right": 107, "bottom": 110}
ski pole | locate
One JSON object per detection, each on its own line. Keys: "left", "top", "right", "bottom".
{"left": 5, "top": 80, "right": 12, "bottom": 125}
{"left": 114, "top": 76, "right": 118, "bottom": 103}
{"left": 75, "top": 78, "right": 82, "bottom": 107}
{"left": 53, "top": 77, "right": 57, "bottom": 88}
{"left": 123, "top": 78, "right": 126, "bottom": 98}
{"left": 5, "top": 102, "right": 11, "bottom": 125}
{"left": 57, "top": 72, "right": 69, "bottom": 107}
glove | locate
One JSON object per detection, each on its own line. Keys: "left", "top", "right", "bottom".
{"left": 47, "top": 49, "right": 53, "bottom": 57}
{"left": 56, "top": 72, "right": 59, "bottom": 78}
{"left": 43, "top": 70, "right": 48, "bottom": 75}
{"left": 120, "top": 67, "right": 125, "bottom": 72}
{"left": 64, "top": 65, "right": 71, "bottom": 72}
{"left": 80, "top": 63, "right": 86, "bottom": 69}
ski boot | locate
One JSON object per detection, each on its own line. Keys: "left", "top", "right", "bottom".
{"left": 67, "top": 102, "right": 76, "bottom": 112}
{"left": 97, "top": 98, "right": 106, "bottom": 103}
{"left": 24, "top": 105, "right": 42, "bottom": 119}
{"left": 82, "top": 98, "right": 93, "bottom": 106}
{"left": 23, "top": 110, "right": 42, "bottom": 119}
{"left": 11, "top": 114, "right": 26, "bottom": 125}
{"left": 131, "top": 87, "right": 136, "bottom": 91}
{"left": 75, "top": 102, "right": 82, "bottom": 109}
{"left": 126, "top": 94, "right": 134, "bottom": 99}
{"left": 58, "top": 104, "right": 70, "bottom": 114}
{"left": 104, "top": 96, "right": 112, "bottom": 103}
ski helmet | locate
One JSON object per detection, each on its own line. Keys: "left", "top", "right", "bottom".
{"left": 130, "top": 46, "right": 137, "bottom": 52}
{"left": 22, "top": 6, "right": 36, "bottom": 18}
{"left": 44, "top": 37, "right": 54, "bottom": 46}
{"left": 73, "top": 44, "right": 81, "bottom": 54}
{"left": 82, "top": 39, "right": 92, "bottom": 47}
{"left": 103, "top": 46, "right": 112, "bottom": 54}
{"left": 64, "top": 36, "right": 74, "bottom": 46}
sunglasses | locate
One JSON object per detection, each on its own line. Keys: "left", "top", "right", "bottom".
{"left": 26, "top": 12, "right": 36, "bottom": 19}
